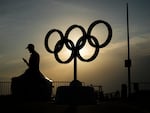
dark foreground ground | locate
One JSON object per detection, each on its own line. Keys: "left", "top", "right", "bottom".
{"left": 0, "top": 95, "right": 150, "bottom": 113}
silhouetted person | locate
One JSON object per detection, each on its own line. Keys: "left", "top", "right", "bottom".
{"left": 11, "top": 44, "right": 52, "bottom": 101}
{"left": 21, "top": 44, "right": 43, "bottom": 79}
{"left": 23, "top": 44, "right": 40, "bottom": 71}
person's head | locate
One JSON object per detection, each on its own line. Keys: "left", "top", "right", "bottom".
{"left": 26, "top": 44, "right": 35, "bottom": 53}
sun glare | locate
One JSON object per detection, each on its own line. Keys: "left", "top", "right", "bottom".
{"left": 79, "top": 42, "right": 95, "bottom": 58}
{"left": 59, "top": 28, "right": 96, "bottom": 61}
{"left": 59, "top": 42, "right": 95, "bottom": 61}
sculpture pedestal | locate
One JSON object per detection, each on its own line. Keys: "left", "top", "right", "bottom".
{"left": 55, "top": 85, "right": 96, "bottom": 104}
{"left": 11, "top": 70, "right": 52, "bottom": 101}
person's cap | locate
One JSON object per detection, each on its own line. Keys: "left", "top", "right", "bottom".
{"left": 26, "top": 44, "right": 34, "bottom": 49}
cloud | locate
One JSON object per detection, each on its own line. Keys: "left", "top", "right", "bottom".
{"left": 130, "top": 33, "right": 150, "bottom": 57}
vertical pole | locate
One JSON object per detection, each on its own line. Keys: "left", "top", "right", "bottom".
{"left": 126, "top": 3, "right": 131, "bottom": 96}
{"left": 74, "top": 53, "right": 77, "bottom": 81}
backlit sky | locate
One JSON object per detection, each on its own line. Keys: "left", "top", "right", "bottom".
{"left": 0, "top": 0, "right": 150, "bottom": 92}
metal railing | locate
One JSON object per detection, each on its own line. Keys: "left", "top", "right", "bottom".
{"left": 0, "top": 81, "right": 85, "bottom": 96}
{"left": 1, "top": 81, "right": 150, "bottom": 101}
{"left": 0, "top": 81, "right": 11, "bottom": 95}
{"left": 131, "top": 82, "right": 150, "bottom": 92}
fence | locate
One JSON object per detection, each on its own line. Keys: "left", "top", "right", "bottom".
{"left": 1, "top": 81, "right": 150, "bottom": 100}
{"left": 0, "top": 81, "right": 85, "bottom": 96}
{"left": 0, "top": 81, "right": 11, "bottom": 95}
{"left": 131, "top": 82, "right": 150, "bottom": 92}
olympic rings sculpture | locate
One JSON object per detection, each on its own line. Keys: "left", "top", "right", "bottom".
{"left": 45, "top": 20, "right": 112, "bottom": 64}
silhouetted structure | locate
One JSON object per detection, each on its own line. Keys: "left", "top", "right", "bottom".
{"left": 121, "top": 84, "right": 127, "bottom": 99}
{"left": 133, "top": 82, "right": 139, "bottom": 93}
{"left": 55, "top": 86, "right": 96, "bottom": 104}
{"left": 45, "top": 20, "right": 112, "bottom": 104}
{"left": 11, "top": 44, "right": 52, "bottom": 101}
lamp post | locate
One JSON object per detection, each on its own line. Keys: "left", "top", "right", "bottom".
{"left": 125, "top": 3, "right": 132, "bottom": 96}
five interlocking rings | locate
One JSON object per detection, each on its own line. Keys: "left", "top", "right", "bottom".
{"left": 45, "top": 20, "right": 112, "bottom": 64}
